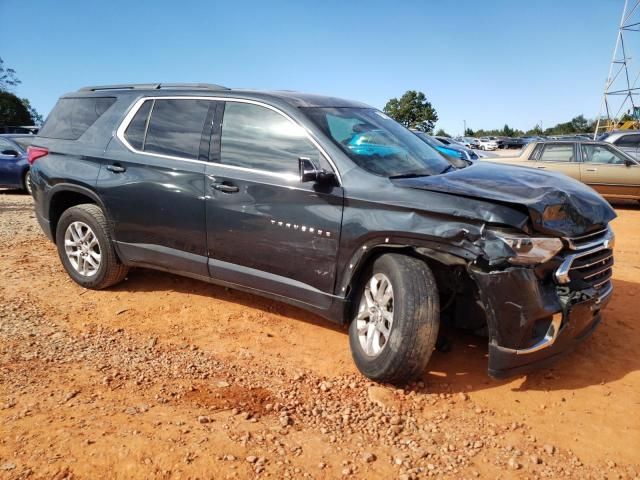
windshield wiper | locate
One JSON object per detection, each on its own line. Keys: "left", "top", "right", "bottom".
{"left": 388, "top": 171, "right": 432, "bottom": 179}
{"left": 439, "top": 165, "right": 455, "bottom": 174}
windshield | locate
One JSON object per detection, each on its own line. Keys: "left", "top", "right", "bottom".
{"left": 302, "top": 107, "right": 452, "bottom": 177}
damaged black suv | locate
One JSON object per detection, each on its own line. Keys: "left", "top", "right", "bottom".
{"left": 29, "top": 84, "right": 616, "bottom": 383}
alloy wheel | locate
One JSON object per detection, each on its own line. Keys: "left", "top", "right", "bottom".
{"left": 355, "top": 273, "right": 394, "bottom": 356}
{"left": 64, "top": 221, "right": 101, "bottom": 277}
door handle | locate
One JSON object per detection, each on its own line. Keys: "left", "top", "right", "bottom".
{"left": 536, "top": 165, "right": 546, "bottom": 169}
{"left": 211, "top": 182, "right": 239, "bottom": 193}
{"left": 106, "top": 164, "right": 126, "bottom": 173}
{"left": 586, "top": 168, "right": 597, "bottom": 172}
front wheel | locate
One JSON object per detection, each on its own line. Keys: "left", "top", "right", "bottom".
{"left": 349, "top": 253, "right": 440, "bottom": 384}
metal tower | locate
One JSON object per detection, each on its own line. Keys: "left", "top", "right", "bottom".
{"left": 594, "top": 0, "right": 640, "bottom": 137}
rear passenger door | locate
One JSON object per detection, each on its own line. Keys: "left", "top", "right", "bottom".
{"left": 99, "top": 97, "right": 215, "bottom": 276}
{"left": 533, "top": 142, "right": 580, "bottom": 180}
{"left": 204, "top": 100, "right": 344, "bottom": 308}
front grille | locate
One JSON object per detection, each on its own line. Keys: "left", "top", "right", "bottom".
{"left": 568, "top": 247, "right": 614, "bottom": 290}
{"left": 566, "top": 227, "right": 610, "bottom": 250}
{"left": 556, "top": 226, "right": 615, "bottom": 296}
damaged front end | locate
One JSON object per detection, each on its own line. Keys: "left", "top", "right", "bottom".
{"left": 470, "top": 226, "right": 615, "bottom": 378}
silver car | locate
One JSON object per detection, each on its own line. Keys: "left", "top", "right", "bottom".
{"left": 600, "top": 130, "right": 640, "bottom": 160}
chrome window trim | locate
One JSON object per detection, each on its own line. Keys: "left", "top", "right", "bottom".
{"left": 115, "top": 95, "right": 342, "bottom": 185}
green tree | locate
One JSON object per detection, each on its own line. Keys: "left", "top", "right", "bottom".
{"left": 502, "top": 124, "right": 515, "bottom": 137}
{"left": 0, "top": 91, "right": 33, "bottom": 126}
{"left": 0, "top": 57, "right": 21, "bottom": 91}
{"left": 434, "top": 128, "right": 450, "bottom": 137}
{"left": 464, "top": 127, "right": 474, "bottom": 136}
{"left": 21, "top": 98, "right": 43, "bottom": 125}
{"left": 383, "top": 90, "right": 438, "bottom": 133}
{"left": 571, "top": 115, "right": 590, "bottom": 133}
{"left": 526, "top": 124, "right": 543, "bottom": 136}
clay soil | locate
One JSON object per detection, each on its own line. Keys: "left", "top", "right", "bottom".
{"left": 1, "top": 191, "right": 638, "bottom": 479}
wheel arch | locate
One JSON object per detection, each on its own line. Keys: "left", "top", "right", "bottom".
{"left": 47, "top": 185, "right": 109, "bottom": 244}
{"left": 338, "top": 237, "right": 476, "bottom": 324}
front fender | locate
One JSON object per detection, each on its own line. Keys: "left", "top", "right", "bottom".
{"left": 335, "top": 234, "right": 481, "bottom": 297}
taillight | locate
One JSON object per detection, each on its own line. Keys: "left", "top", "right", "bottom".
{"left": 27, "top": 146, "right": 48, "bottom": 165}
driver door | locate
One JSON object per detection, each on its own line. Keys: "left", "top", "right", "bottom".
{"left": 204, "top": 100, "right": 344, "bottom": 308}
{"left": 579, "top": 143, "right": 640, "bottom": 198}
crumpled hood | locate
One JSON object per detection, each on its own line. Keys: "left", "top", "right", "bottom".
{"left": 394, "top": 162, "right": 617, "bottom": 237}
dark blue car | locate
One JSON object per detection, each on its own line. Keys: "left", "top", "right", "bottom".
{"left": 0, "top": 134, "right": 33, "bottom": 193}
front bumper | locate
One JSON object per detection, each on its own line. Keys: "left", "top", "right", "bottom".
{"left": 469, "top": 265, "right": 612, "bottom": 378}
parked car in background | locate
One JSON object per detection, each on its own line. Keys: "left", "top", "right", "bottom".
{"left": 454, "top": 137, "right": 471, "bottom": 148}
{"left": 414, "top": 132, "right": 478, "bottom": 162}
{"left": 0, "top": 126, "right": 39, "bottom": 135}
{"left": 29, "top": 83, "right": 616, "bottom": 382}
{"left": 600, "top": 130, "right": 640, "bottom": 161}
{"left": 486, "top": 139, "right": 640, "bottom": 201}
{"left": 478, "top": 137, "right": 498, "bottom": 150}
{"left": 467, "top": 137, "right": 481, "bottom": 149}
{"left": 0, "top": 134, "right": 33, "bottom": 193}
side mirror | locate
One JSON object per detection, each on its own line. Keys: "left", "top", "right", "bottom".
{"left": 1, "top": 149, "right": 20, "bottom": 157}
{"left": 298, "top": 157, "right": 336, "bottom": 184}
{"left": 625, "top": 158, "right": 636, "bottom": 167}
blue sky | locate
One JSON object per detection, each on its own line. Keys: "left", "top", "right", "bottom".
{"left": 2, "top": 0, "right": 622, "bottom": 134}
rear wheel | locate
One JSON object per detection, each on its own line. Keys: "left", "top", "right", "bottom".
{"left": 348, "top": 253, "right": 440, "bottom": 384}
{"left": 23, "top": 170, "right": 32, "bottom": 195}
{"left": 55, "top": 204, "right": 128, "bottom": 289}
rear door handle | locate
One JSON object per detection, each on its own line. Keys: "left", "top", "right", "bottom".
{"left": 211, "top": 182, "right": 239, "bottom": 193}
{"left": 106, "top": 164, "right": 126, "bottom": 173}
{"left": 536, "top": 165, "right": 546, "bottom": 169}
{"left": 586, "top": 168, "right": 597, "bottom": 172}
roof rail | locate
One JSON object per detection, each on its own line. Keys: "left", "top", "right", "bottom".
{"left": 79, "top": 83, "right": 229, "bottom": 92}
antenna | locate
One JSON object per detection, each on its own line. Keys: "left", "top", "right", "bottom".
{"left": 594, "top": 0, "right": 640, "bottom": 138}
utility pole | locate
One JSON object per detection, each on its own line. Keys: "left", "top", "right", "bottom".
{"left": 463, "top": 119, "right": 467, "bottom": 136}
{"left": 594, "top": 0, "right": 640, "bottom": 138}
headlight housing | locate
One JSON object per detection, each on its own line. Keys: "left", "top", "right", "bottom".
{"left": 496, "top": 234, "right": 564, "bottom": 265}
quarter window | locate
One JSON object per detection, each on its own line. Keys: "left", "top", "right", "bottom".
{"left": 529, "top": 143, "right": 544, "bottom": 160}
{"left": 124, "top": 100, "right": 152, "bottom": 150}
{"left": 582, "top": 144, "right": 627, "bottom": 165}
{"left": 538, "top": 144, "right": 574, "bottom": 162}
{"left": 144, "top": 99, "right": 210, "bottom": 159}
{"left": 220, "top": 102, "right": 321, "bottom": 175}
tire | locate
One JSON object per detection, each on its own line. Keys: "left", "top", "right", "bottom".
{"left": 348, "top": 253, "right": 439, "bottom": 384}
{"left": 23, "top": 170, "right": 32, "bottom": 195}
{"left": 55, "top": 203, "right": 128, "bottom": 289}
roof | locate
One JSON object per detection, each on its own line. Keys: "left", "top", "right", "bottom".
{"left": 73, "top": 83, "right": 371, "bottom": 109}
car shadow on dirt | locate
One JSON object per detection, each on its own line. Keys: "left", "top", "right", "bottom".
{"left": 113, "top": 267, "right": 639, "bottom": 394}
{"left": 111, "top": 268, "right": 346, "bottom": 334}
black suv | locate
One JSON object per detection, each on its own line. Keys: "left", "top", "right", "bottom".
{"left": 29, "top": 83, "right": 616, "bottom": 383}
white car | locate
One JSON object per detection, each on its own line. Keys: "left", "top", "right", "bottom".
{"left": 478, "top": 137, "right": 498, "bottom": 151}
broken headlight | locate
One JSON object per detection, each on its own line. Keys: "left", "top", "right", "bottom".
{"left": 496, "top": 234, "right": 564, "bottom": 265}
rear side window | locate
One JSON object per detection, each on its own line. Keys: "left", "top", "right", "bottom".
{"left": 39, "top": 97, "right": 116, "bottom": 140}
{"left": 220, "top": 102, "right": 320, "bottom": 174}
{"left": 538, "top": 144, "right": 574, "bottom": 162}
{"left": 134, "top": 99, "right": 210, "bottom": 159}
